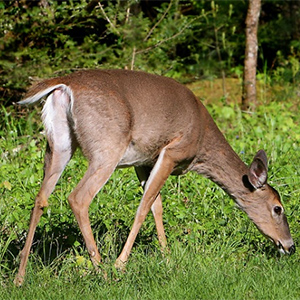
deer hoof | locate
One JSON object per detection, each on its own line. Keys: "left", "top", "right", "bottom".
{"left": 114, "top": 259, "right": 127, "bottom": 272}
{"left": 14, "top": 274, "right": 24, "bottom": 287}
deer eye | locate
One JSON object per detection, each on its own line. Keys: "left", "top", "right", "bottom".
{"left": 273, "top": 206, "right": 282, "bottom": 216}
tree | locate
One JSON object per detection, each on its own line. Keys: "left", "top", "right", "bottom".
{"left": 242, "top": 0, "right": 261, "bottom": 110}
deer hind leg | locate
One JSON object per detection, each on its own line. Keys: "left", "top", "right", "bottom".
{"left": 115, "top": 144, "right": 177, "bottom": 270}
{"left": 14, "top": 141, "right": 76, "bottom": 286}
{"left": 135, "top": 166, "right": 167, "bottom": 250}
{"left": 67, "top": 157, "right": 121, "bottom": 268}
{"left": 14, "top": 90, "right": 76, "bottom": 286}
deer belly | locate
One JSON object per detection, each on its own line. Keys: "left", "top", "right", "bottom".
{"left": 118, "top": 142, "right": 157, "bottom": 168}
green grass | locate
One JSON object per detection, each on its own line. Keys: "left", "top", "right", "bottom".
{"left": 1, "top": 242, "right": 300, "bottom": 299}
{"left": 1, "top": 79, "right": 300, "bottom": 299}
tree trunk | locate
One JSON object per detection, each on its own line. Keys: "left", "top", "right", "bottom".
{"left": 241, "top": 0, "right": 261, "bottom": 110}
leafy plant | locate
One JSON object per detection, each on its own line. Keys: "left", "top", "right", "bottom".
{"left": 2, "top": 1, "right": 300, "bottom": 107}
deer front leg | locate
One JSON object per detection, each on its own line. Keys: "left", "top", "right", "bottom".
{"left": 151, "top": 193, "right": 167, "bottom": 250}
{"left": 115, "top": 147, "right": 176, "bottom": 270}
{"left": 135, "top": 166, "right": 167, "bottom": 250}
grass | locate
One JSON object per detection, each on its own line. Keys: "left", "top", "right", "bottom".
{"left": 1, "top": 242, "right": 300, "bottom": 299}
{"left": 1, "top": 77, "right": 300, "bottom": 299}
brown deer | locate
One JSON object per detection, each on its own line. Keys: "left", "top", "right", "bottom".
{"left": 14, "top": 69, "right": 294, "bottom": 286}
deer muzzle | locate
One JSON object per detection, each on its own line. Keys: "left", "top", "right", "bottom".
{"left": 278, "top": 240, "right": 295, "bottom": 255}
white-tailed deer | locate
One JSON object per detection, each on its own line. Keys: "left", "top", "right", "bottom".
{"left": 14, "top": 69, "right": 294, "bottom": 286}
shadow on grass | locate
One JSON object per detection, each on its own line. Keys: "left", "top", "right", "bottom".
{"left": 1, "top": 214, "right": 286, "bottom": 283}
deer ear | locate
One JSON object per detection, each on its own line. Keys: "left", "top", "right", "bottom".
{"left": 248, "top": 150, "right": 268, "bottom": 189}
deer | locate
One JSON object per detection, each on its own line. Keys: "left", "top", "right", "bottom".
{"left": 14, "top": 69, "right": 295, "bottom": 286}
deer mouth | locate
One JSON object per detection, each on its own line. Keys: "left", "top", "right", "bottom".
{"left": 278, "top": 241, "right": 287, "bottom": 254}
{"left": 277, "top": 241, "right": 295, "bottom": 255}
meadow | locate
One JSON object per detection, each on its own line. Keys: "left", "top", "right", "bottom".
{"left": 1, "top": 78, "right": 300, "bottom": 299}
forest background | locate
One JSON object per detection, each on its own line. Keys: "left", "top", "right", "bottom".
{"left": 1, "top": 1, "right": 300, "bottom": 298}
{"left": 1, "top": 0, "right": 300, "bottom": 105}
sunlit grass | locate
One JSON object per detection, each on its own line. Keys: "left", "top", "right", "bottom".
{"left": 1, "top": 79, "right": 300, "bottom": 299}
{"left": 1, "top": 241, "right": 300, "bottom": 300}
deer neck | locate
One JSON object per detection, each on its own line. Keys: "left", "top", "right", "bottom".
{"left": 192, "top": 113, "right": 250, "bottom": 206}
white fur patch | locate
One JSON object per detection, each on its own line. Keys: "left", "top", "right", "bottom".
{"left": 144, "top": 148, "right": 166, "bottom": 194}
{"left": 41, "top": 87, "right": 74, "bottom": 152}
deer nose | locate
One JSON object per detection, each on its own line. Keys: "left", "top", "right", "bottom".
{"left": 289, "top": 244, "right": 296, "bottom": 255}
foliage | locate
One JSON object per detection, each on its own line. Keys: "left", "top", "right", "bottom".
{"left": 1, "top": 79, "right": 300, "bottom": 294}
{"left": 0, "top": 0, "right": 196, "bottom": 105}
{"left": 1, "top": 0, "right": 300, "bottom": 296}
{"left": 1, "top": 0, "right": 300, "bottom": 105}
